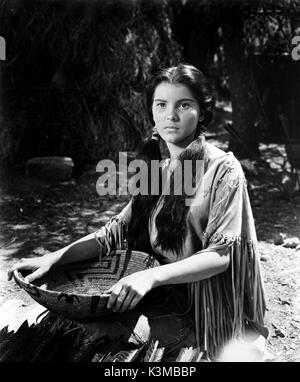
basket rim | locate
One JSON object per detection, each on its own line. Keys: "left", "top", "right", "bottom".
{"left": 13, "top": 249, "right": 152, "bottom": 299}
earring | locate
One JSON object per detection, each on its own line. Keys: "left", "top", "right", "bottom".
{"left": 152, "top": 126, "right": 160, "bottom": 141}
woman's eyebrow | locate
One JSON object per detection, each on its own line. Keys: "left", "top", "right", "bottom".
{"left": 177, "top": 98, "right": 195, "bottom": 102}
{"left": 153, "top": 98, "right": 195, "bottom": 102}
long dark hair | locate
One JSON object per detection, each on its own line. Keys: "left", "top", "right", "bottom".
{"left": 127, "top": 64, "right": 215, "bottom": 257}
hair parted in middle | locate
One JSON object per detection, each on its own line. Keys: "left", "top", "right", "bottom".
{"left": 127, "top": 64, "right": 215, "bottom": 257}
{"left": 146, "top": 63, "right": 215, "bottom": 135}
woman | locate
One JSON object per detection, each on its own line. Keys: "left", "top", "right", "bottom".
{"left": 8, "top": 64, "right": 267, "bottom": 361}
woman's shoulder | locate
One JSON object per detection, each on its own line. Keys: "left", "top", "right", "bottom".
{"left": 204, "top": 141, "right": 244, "bottom": 176}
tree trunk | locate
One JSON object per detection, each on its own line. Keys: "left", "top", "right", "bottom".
{"left": 0, "top": 64, "right": 4, "bottom": 165}
{"left": 222, "top": 11, "right": 260, "bottom": 158}
{"left": 170, "top": 1, "right": 218, "bottom": 77}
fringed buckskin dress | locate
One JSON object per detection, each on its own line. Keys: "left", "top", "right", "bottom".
{"left": 90, "top": 136, "right": 268, "bottom": 361}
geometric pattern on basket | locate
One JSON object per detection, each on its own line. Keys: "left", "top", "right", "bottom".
{"left": 64, "top": 250, "right": 132, "bottom": 290}
{"left": 13, "top": 250, "right": 159, "bottom": 319}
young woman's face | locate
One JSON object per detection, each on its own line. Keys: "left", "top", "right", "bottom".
{"left": 152, "top": 82, "right": 201, "bottom": 146}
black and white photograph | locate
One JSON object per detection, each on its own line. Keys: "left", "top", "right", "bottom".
{"left": 0, "top": 0, "right": 300, "bottom": 364}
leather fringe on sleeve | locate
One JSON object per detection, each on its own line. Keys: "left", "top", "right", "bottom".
{"left": 189, "top": 235, "right": 267, "bottom": 360}
{"left": 94, "top": 217, "right": 128, "bottom": 260}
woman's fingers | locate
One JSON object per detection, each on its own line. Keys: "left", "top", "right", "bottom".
{"left": 106, "top": 284, "right": 123, "bottom": 310}
{"left": 106, "top": 285, "right": 138, "bottom": 312}
{"left": 7, "top": 268, "right": 14, "bottom": 281}
{"left": 7, "top": 269, "right": 13, "bottom": 281}
{"left": 119, "top": 291, "right": 136, "bottom": 313}
{"left": 127, "top": 294, "right": 141, "bottom": 311}
{"left": 7, "top": 260, "right": 35, "bottom": 281}
{"left": 24, "top": 267, "right": 48, "bottom": 283}
{"left": 112, "top": 287, "right": 128, "bottom": 312}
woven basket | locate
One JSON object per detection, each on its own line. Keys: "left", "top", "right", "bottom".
{"left": 13, "top": 250, "right": 159, "bottom": 319}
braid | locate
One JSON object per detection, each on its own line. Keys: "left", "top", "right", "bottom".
{"left": 127, "top": 137, "right": 161, "bottom": 252}
{"left": 127, "top": 63, "right": 214, "bottom": 257}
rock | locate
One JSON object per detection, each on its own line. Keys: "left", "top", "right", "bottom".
{"left": 278, "top": 298, "right": 291, "bottom": 306}
{"left": 272, "top": 323, "right": 285, "bottom": 338}
{"left": 260, "top": 255, "right": 270, "bottom": 262}
{"left": 282, "top": 237, "right": 300, "bottom": 248}
{"left": 274, "top": 233, "right": 287, "bottom": 245}
{"left": 26, "top": 156, "right": 74, "bottom": 181}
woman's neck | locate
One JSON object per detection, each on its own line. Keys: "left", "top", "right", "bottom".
{"left": 166, "top": 134, "right": 196, "bottom": 159}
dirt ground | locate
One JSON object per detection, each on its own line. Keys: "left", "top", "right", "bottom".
{"left": 0, "top": 136, "right": 300, "bottom": 362}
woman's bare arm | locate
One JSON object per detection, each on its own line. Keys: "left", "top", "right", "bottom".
{"left": 7, "top": 232, "right": 101, "bottom": 282}
{"left": 151, "top": 249, "right": 230, "bottom": 287}
{"left": 53, "top": 232, "right": 101, "bottom": 266}
{"left": 106, "top": 248, "right": 230, "bottom": 312}
{"left": 8, "top": 200, "right": 133, "bottom": 282}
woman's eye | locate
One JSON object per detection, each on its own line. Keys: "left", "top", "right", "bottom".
{"left": 178, "top": 103, "right": 190, "bottom": 110}
{"left": 156, "top": 103, "right": 166, "bottom": 108}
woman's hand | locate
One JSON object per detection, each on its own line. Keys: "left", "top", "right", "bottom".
{"left": 7, "top": 231, "right": 106, "bottom": 284}
{"left": 7, "top": 253, "right": 59, "bottom": 283}
{"left": 105, "top": 269, "right": 157, "bottom": 313}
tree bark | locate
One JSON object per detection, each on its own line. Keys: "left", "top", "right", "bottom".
{"left": 222, "top": 11, "right": 260, "bottom": 158}
{"left": 0, "top": 63, "right": 4, "bottom": 165}
{"left": 170, "top": 1, "right": 218, "bottom": 77}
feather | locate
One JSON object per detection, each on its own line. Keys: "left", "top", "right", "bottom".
{"left": 92, "top": 353, "right": 106, "bottom": 362}
{"left": 143, "top": 340, "right": 157, "bottom": 362}
{"left": 143, "top": 340, "right": 165, "bottom": 362}
{"left": 175, "top": 347, "right": 197, "bottom": 362}
{"left": 98, "top": 352, "right": 115, "bottom": 362}
{"left": 151, "top": 347, "right": 165, "bottom": 363}
{"left": 113, "top": 347, "right": 143, "bottom": 362}
{"left": 194, "top": 349, "right": 204, "bottom": 362}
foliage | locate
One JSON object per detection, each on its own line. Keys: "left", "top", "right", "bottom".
{"left": 0, "top": 0, "right": 182, "bottom": 167}
{"left": 173, "top": 0, "right": 300, "bottom": 95}
{"left": 243, "top": 1, "right": 300, "bottom": 56}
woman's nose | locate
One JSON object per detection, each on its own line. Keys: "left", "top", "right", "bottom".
{"left": 166, "top": 107, "right": 178, "bottom": 121}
